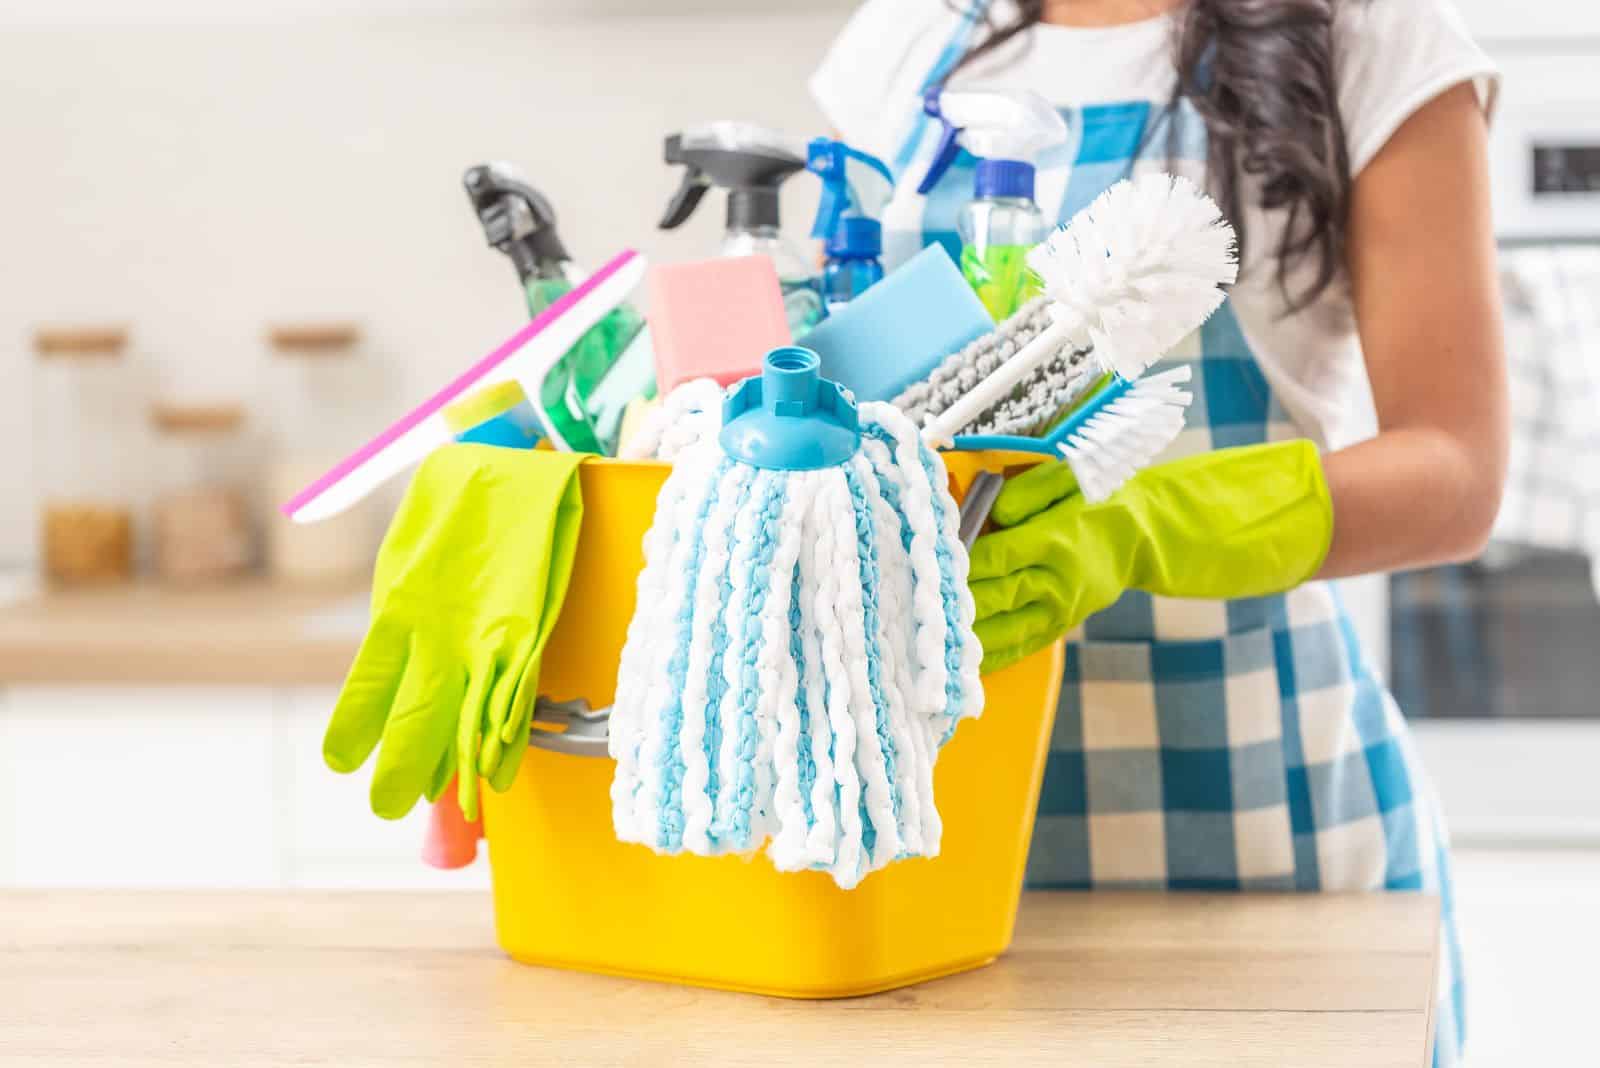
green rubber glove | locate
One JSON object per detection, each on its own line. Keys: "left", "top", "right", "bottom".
{"left": 324, "top": 444, "right": 585, "bottom": 821}
{"left": 968, "top": 440, "right": 1334, "bottom": 674}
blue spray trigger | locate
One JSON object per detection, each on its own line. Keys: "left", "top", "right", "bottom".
{"left": 720, "top": 346, "right": 861, "bottom": 471}
{"left": 917, "top": 85, "right": 961, "bottom": 195}
{"left": 812, "top": 186, "right": 846, "bottom": 241}
{"left": 807, "top": 139, "right": 851, "bottom": 240}
{"left": 806, "top": 138, "right": 894, "bottom": 242}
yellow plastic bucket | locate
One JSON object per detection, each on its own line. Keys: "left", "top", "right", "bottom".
{"left": 481, "top": 453, "right": 1064, "bottom": 998}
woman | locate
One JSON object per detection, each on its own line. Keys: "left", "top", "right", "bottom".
{"left": 811, "top": 2, "right": 1506, "bottom": 1064}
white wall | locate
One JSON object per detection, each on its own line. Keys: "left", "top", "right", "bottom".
{"left": 5, "top": 0, "right": 1597, "bottom": 566}
{"left": 1454, "top": 0, "right": 1600, "bottom": 41}
{"left": 0, "top": 5, "right": 847, "bottom": 564}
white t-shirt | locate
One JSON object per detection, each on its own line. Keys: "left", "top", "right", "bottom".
{"left": 809, "top": 0, "right": 1499, "bottom": 451}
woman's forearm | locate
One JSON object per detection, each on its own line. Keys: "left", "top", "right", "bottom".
{"left": 1324, "top": 83, "right": 1508, "bottom": 581}
{"left": 1317, "top": 427, "right": 1505, "bottom": 579}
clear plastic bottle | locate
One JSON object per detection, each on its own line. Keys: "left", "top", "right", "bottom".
{"left": 957, "top": 183, "right": 1049, "bottom": 321}
{"left": 723, "top": 226, "right": 825, "bottom": 337}
{"left": 916, "top": 88, "right": 1068, "bottom": 320}
{"left": 805, "top": 139, "right": 894, "bottom": 315}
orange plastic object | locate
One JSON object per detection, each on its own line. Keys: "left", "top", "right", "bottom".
{"left": 421, "top": 778, "right": 484, "bottom": 870}
{"left": 480, "top": 454, "right": 1063, "bottom": 998}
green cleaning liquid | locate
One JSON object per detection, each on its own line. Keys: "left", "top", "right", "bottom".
{"left": 959, "top": 242, "right": 1041, "bottom": 322}
{"left": 524, "top": 276, "right": 646, "bottom": 454}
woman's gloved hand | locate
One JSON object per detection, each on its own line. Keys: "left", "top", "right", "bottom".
{"left": 968, "top": 440, "right": 1334, "bottom": 673}
{"left": 323, "top": 445, "right": 584, "bottom": 821}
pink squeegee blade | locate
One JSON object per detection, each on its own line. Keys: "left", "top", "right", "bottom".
{"left": 280, "top": 248, "right": 640, "bottom": 519}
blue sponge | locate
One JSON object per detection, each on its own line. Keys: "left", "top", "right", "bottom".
{"left": 804, "top": 245, "right": 994, "bottom": 404}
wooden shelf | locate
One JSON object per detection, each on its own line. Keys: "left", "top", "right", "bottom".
{"left": 0, "top": 578, "right": 362, "bottom": 685}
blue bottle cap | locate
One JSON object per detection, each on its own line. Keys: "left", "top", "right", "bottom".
{"left": 974, "top": 159, "right": 1035, "bottom": 201}
{"left": 719, "top": 347, "right": 861, "bottom": 471}
{"left": 826, "top": 216, "right": 882, "bottom": 261}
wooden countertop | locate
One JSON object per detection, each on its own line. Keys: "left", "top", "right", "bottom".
{"left": 0, "top": 579, "right": 363, "bottom": 685}
{"left": 0, "top": 890, "right": 1440, "bottom": 1066}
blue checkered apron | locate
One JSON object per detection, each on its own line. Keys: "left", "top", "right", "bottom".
{"left": 887, "top": 38, "right": 1466, "bottom": 1066}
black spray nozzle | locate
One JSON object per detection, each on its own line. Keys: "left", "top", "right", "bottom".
{"left": 657, "top": 125, "right": 806, "bottom": 235}
{"left": 462, "top": 162, "right": 570, "bottom": 280}
{"left": 658, "top": 135, "right": 713, "bottom": 229}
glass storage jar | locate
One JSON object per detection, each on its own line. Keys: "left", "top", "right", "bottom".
{"left": 149, "top": 403, "right": 252, "bottom": 583}
{"left": 32, "top": 326, "right": 141, "bottom": 585}
{"left": 261, "top": 322, "right": 383, "bottom": 585}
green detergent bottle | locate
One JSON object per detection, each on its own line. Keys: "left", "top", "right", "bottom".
{"left": 917, "top": 88, "right": 1069, "bottom": 321}
{"left": 463, "top": 163, "right": 649, "bottom": 454}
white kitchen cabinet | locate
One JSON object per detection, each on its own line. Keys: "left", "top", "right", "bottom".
{"left": 0, "top": 686, "right": 278, "bottom": 887}
{"left": 278, "top": 687, "right": 487, "bottom": 889}
{"left": 0, "top": 684, "right": 488, "bottom": 889}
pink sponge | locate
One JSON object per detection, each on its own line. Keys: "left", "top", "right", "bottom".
{"left": 648, "top": 255, "right": 791, "bottom": 392}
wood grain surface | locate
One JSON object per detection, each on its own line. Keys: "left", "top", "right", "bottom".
{"left": 0, "top": 890, "right": 1440, "bottom": 1066}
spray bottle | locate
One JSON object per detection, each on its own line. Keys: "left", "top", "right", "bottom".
{"left": 463, "top": 162, "right": 649, "bottom": 454}
{"left": 805, "top": 138, "right": 894, "bottom": 313}
{"left": 658, "top": 122, "right": 824, "bottom": 336}
{"left": 917, "top": 87, "right": 1068, "bottom": 320}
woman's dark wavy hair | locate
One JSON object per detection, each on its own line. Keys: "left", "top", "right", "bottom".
{"left": 947, "top": 0, "right": 1351, "bottom": 309}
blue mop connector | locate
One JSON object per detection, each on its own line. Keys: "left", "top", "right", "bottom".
{"left": 719, "top": 347, "right": 860, "bottom": 471}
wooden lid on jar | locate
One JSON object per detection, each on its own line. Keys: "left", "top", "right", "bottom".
{"left": 267, "top": 322, "right": 362, "bottom": 355}
{"left": 150, "top": 403, "right": 246, "bottom": 435}
{"left": 33, "top": 325, "right": 129, "bottom": 358}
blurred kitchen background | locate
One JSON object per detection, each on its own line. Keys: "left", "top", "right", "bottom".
{"left": 1, "top": 1, "right": 1596, "bottom": 1059}
{"left": 0, "top": 0, "right": 863, "bottom": 889}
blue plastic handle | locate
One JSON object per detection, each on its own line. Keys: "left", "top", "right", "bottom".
{"left": 944, "top": 375, "right": 1132, "bottom": 456}
{"left": 808, "top": 137, "right": 895, "bottom": 241}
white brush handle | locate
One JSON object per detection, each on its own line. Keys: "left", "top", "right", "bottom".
{"left": 920, "top": 314, "right": 1079, "bottom": 447}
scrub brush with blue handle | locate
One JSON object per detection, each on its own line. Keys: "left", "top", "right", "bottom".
{"left": 897, "top": 173, "right": 1239, "bottom": 545}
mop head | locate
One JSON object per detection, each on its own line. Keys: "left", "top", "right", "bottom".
{"left": 617, "top": 377, "right": 724, "bottom": 462}
{"left": 607, "top": 349, "right": 984, "bottom": 889}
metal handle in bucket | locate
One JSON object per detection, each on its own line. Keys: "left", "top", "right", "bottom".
{"left": 529, "top": 697, "right": 610, "bottom": 757}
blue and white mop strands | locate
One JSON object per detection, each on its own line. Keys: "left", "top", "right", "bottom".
{"left": 617, "top": 377, "right": 725, "bottom": 463}
{"left": 607, "top": 348, "right": 983, "bottom": 890}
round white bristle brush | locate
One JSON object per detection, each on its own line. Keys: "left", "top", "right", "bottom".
{"left": 921, "top": 173, "right": 1239, "bottom": 451}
